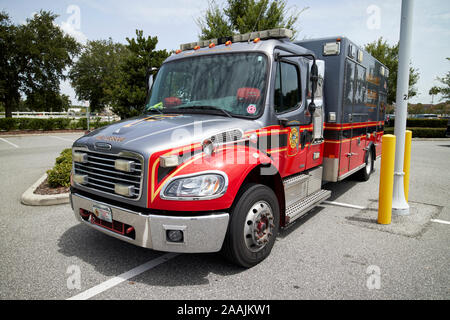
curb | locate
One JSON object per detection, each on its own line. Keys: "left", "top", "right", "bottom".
{"left": 21, "top": 174, "right": 70, "bottom": 206}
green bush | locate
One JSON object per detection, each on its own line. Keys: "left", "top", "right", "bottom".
{"left": 17, "top": 118, "right": 32, "bottom": 130}
{"left": 0, "top": 118, "right": 18, "bottom": 131}
{"left": 384, "top": 127, "right": 446, "bottom": 138}
{"left": 28, "top": 118, "right": 44, "bottom": 131}
{"left": 387, "top": 119, "right": 447, "bottom": 128}
{"left": 407, "top": 119, "right": 447, "bottom": 128}
{"left": 77, "top": 118, "right": 88, "bottom": 130}
{"left": 47, "top": 148, "right": 72, "bottom": 188}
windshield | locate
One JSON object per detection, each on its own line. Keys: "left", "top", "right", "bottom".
{"left": 145, "top": 53, "right": 268, "bottom": 118}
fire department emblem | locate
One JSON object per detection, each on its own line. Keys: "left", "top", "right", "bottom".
{"left": 289, "top": 127, "right": 299, "bottom": 149}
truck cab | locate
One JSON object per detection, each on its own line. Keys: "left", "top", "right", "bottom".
{"left": 70, "top": 29, "right": 386, "bottom": 267}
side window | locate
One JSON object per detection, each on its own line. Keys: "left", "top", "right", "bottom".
{"left": 274, "top": 61, "right": 301, "bottom": 113}
{"left": 344, "top": 60, "right": 356, "bottom": 106}
{"left": 355, "top": 64, "right": 367, "bottom": 104}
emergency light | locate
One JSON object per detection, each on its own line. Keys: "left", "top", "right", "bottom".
{"left": 179, "top": 28, "right": 293, "bottom": 52}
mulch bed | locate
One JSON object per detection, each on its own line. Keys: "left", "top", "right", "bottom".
{"left": 34, "top": 177, "right": 69, "bottom": 195}
{"left": 0, "top": 129, "right": 86, "bottom": 136}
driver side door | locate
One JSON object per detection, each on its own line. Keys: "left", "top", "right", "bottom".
{"left": 273, "top": 54, "right": 309, "bottom": 177}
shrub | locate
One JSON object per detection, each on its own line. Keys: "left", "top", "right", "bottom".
{"left": 0, "top": 118, "right": 17, "bottom": 131}
{"left": 47, "top": 148, "right": 72, "bottom": 188}
{"left": 77, "top": 118, "right": 88, "bottom": 130}
{"left": 52, "top": 118, "right": 71, "bottom": 129}
{"left": 387, "top": 119, "right": 447, "bottom": 128}
{"left": 383, "top": 127, "right": 446, "bottom": 138}
{"left": 28, "top": 119, "right": 44, "bottom": 131}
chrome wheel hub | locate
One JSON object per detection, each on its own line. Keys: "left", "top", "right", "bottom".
{"left": 243, "top": 201, "right": 275, "bottom": 252}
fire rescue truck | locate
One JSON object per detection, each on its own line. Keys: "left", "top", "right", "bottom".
{"left": 70, "top": 28, "right": 387, "bottom": 267}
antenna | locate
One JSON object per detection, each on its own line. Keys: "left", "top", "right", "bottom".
{"left": 248, "top": 2, "right": 266, "bottom": 43}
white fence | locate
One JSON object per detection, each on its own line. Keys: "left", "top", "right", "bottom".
{"left": 0, "top": 111, "right": 120, "bottom": 122}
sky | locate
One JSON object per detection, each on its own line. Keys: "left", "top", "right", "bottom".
{"left": 1, "top": 0, "right": 449, "bottom": 105}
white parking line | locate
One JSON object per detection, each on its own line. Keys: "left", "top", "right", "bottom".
{"left": 49, "top": 136, "right": 75, "bottom": 142}
{"left": 431, "top": 219, "right": 450, "bottom": 225}
{"left": 0, "top": 138, "right": 19, "bottom": 148}
{"left": 322, "top": 201, "right": 366, "bottom": 210}
{"left": 67, "top": 253, "right": 179, "bottom": 300}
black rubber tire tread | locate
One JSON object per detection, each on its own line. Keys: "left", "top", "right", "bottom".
{"left": 221, "top": 183, "right": 280, "bottom": 268}
{"left": 357, "top": 149, "right": 374, "bottom": 181}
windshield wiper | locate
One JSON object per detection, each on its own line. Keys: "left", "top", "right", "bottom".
{"left": 174, "top": 105, "right": 233, "bottom": 118}
{"left": 144, "top": 107, "right": 164, "bottom": 115}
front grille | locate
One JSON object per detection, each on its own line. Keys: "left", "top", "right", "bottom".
{"left": 73, "top": 150, "right": 143, "bottom": 200}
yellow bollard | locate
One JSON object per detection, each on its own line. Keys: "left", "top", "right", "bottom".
{"left": 378, "top": 134, "right": 396, "bottom": 225}
{"left": 403, "top": 130, "right": 412, "bottom": 202}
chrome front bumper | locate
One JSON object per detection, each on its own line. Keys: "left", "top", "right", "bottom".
{"left": 70, "top": 193, "right": 230, "bottom": 253}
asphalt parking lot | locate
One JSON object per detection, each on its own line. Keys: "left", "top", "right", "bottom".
{"left": 0, "top": 133, "right": 449, "bottom": 300}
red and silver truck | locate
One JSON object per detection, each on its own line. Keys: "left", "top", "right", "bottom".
{"left": 70, "top": 29, "right": 387, "bottom": 267}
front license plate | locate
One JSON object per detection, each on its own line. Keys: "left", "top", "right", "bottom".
{"left": 92, "top": 204, "right": 113, "bottom": 223}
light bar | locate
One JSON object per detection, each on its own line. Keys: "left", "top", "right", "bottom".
{"left": 323, "top": 42, "right": 340, "bottom": 56}
{"left": 179, "top": 28, "right": 293, "bottom": 52}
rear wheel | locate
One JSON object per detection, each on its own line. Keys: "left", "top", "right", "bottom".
{"left": 358, "top": 149, "right": 374, "bottom": 181}
{"left": 222, "top": 184, "right": 280, "bottom": 268}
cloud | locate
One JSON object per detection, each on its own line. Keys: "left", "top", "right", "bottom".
{"left": 59, "top": 20, "right": 88, "bottom": 44}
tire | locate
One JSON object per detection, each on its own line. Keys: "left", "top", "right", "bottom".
{"left": 357, "top": 149, "right": 374, "bottom": 181}
{"left": 222, "top": 183, "right": 280, "bottom": 268}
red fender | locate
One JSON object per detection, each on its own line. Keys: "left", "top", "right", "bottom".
{"left": 147, "top": 145, "right": 276, "bottom": 212}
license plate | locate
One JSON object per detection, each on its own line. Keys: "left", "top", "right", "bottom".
{"left": 92, "top": 204, "right": 113, "bottom": 223}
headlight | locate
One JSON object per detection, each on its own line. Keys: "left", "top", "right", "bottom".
{"left": 161, "top": 173, "right": 227, "bottom": 199}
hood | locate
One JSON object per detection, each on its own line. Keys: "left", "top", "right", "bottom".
{"left": 74, "top": 113, "right": 260, "bottom": 155}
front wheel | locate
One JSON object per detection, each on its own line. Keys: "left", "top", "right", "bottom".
{"left": 222, "top": 184, "right": 280, "bottom": 268}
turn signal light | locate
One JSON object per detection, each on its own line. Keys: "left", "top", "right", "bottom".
{"left": 159, "top": 155, "right": 180, "bottom": 168}
{"left": 114, "top": 159, "right": 135, "bottom": 172}
{"left": 73, "top": 152, "right": 88, "bottom": 163}
{"left": 114, "top": 184, "right": 134, "bottom": 197}
{"left": 73, "top": 174, "right": 88, "bottom": 185}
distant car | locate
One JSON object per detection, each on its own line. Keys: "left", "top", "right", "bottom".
{"left": 415, "top": 114, "right": 439, "bottom": 119}
{"left": 385, "top": 114, "right": 395, "bottom": 126}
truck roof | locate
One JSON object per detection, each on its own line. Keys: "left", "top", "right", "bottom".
{"left": 165, "top": 38, "right": 315, "bottom": 64}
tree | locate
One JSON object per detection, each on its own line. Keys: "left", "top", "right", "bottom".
{"left": 69, "top": 39, "right": 130, "bottom": 113}
{"left": 0, "top": 11, "right": 80, "bottom": 117}
{"left": 408, "top": 103, "right": 425, "bottom": 115}
{"left": 110, "top": 30, "right": 169, "bottom": 119}
{"left": 196, "top": 0, "right": 306, "bottom": 40}
{"left": 365, "top": 37, "right": 420, "bottom": 105}
{"left": 429, "top": 58, "right": 450, "bottom": 102}
{"left": 0, "top": 12, "right": 21, "bottom": 118}
{"left": 25, "top": 90, "right": 71, "bottom": 112}
{"left": 429, "top": 86, "right": 440, "bottom": 104}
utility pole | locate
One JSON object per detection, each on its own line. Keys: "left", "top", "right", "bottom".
{"left": 392, "top": 0, "right": 414, "bottom": 215}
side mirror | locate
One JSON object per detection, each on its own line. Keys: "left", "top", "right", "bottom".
{"left": 310, "top": 63, "right": 319, "bottom": 99}
{"left": 146, "top": 67, "right": 158, "bottom": 92}
{"left": 308, "top": 62, "right": 319, "bottom": 116}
